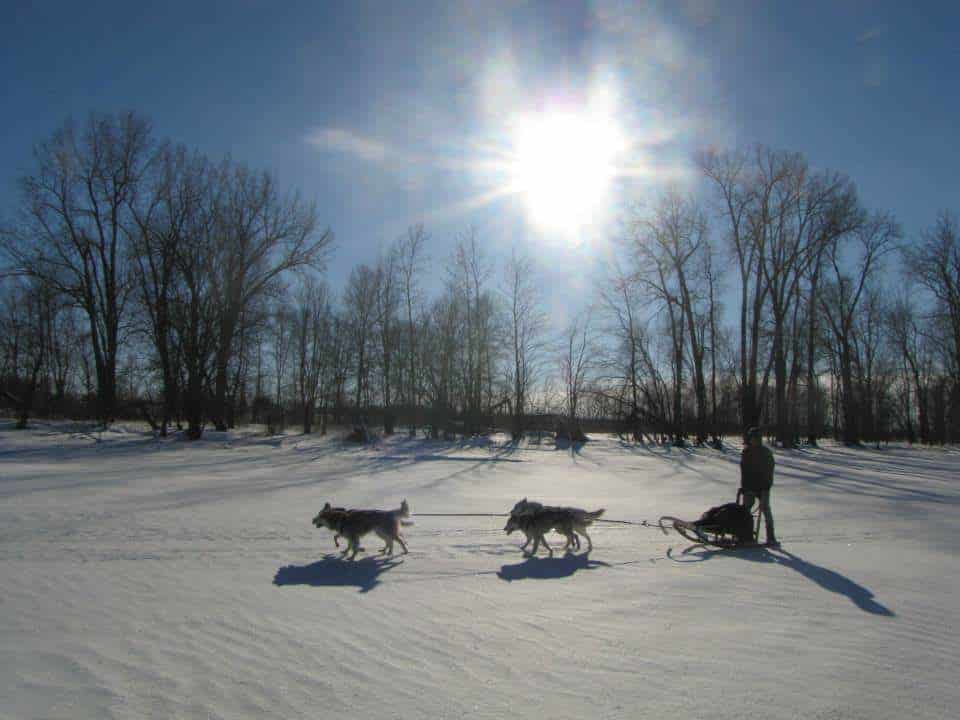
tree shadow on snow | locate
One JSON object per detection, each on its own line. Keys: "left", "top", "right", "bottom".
{"left": 273, "top": 554, "right": 402, "bottom": 593}
{"left": 497, "top": 552, "right": 610, "bottom": 582}
{"left": 670, "top": 545, "right": 894, "bottom": 616}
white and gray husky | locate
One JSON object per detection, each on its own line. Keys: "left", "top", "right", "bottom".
{"left": 313, "top": 500, "right": 412, "bottom": 560}
{"left": 505, "top": 498, "right": 604, "bottom": 556}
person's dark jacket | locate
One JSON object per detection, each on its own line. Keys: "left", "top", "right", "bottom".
{"left": 740, "top": 444, "right": 774, "bottom": 492}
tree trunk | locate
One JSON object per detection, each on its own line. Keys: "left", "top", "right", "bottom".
{"left": 840, "top": 342, "right": 859, "bottom": 444}
{"left": 774, "top": 324, "right": 791, "bottom": 448}
{"left": 303, "top": 402, "right": 313, "bottom": 434}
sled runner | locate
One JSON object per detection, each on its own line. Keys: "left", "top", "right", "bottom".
{"left": 659, "top": 492, "right": 761, "bottom": 549}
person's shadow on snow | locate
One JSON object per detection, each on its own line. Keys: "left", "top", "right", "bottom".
{"left": 671, "top": 545, "right": 894, "bottom": 616}
{"left": 273, "top": 554, "right": 402, "bottom": 593}
{"left": 497, "top": 552, "right": 610, "bottom": 582}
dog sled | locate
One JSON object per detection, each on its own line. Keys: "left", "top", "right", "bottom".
{"left": 659, "top": 491, "right": 762, "bottom": 549}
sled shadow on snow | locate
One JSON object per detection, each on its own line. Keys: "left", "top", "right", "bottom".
{"left": 497, "top": 552, "right": 610, "bottom": 582}
{"left": 670, "top": 545, "right": 895, "bottom": 617}
{"left": 273, "top": 554, "right": 402, "bottom": 593}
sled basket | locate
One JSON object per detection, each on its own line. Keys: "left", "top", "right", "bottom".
{"left": 659, "top": 496, "right": 759, "bottom": 549}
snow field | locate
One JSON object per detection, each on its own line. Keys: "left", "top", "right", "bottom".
{"left": 1, "top": 424, "right": 957, "bottom": 719}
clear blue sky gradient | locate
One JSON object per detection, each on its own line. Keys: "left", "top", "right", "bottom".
{"left": 3, "top": 0, "right": 958, "bottom": 307}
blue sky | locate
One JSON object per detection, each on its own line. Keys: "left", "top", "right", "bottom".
{"left": 3, "top": 0, "right": 958, "bottom": 310}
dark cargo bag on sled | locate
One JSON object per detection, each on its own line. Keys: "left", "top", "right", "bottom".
{"left": 694, "top": 503, "right": 754, "bottom": 545}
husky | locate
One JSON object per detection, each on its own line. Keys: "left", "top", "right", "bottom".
{"left": 313, "top": 500, "right": 412, "bottom": 560}
{"left": 508, "top": 498, "right": 547, "bottom": 550}
{"left": 504, "top": 509, "right": 579, "bottom": 556}
{"left": 510, "top": 497, "right": 544, "bottom": 517}
{"left": 506, "top": 498, "right": 605, "bottom": 555}
{"left": 312, "top": 504, "right": 350, "bottom": 547}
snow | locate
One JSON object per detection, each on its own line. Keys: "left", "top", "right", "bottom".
{"left": 1, "top": 422, "right": 958, "bottom": 719}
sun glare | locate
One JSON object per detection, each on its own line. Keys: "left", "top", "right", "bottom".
{"left": 509, "top": 110, "right": 625, "bottom": 232}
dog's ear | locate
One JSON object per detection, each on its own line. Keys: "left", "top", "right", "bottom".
{"left": 522, "top": 497, "right": 527, "bottom": 503}
{"left": 323, "top": 502, "right": 331, "bottom": 511}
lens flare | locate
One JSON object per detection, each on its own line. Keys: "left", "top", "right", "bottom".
{"left": 508, "top": 109, "right": 626, "bottom": 232}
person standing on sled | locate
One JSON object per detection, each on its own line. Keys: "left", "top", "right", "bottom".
{"left": 740, "top": 427, "right": 779, "bottom": 546}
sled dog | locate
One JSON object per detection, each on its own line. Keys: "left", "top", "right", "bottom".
{"left": 508, "top": 498, "right": 545, "bottom": 550}
{"left": 505, "top": 498, "right": 605, "bottom": 555}
{"left": 312, "top": 504, "right": 350, "bottom": 547}
{"left": 313, "top": 500, "right": 411, "bottom": 559}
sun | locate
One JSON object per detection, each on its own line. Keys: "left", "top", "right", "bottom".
{"left": 508, "top": 110, "right": 625, "bottom": 232}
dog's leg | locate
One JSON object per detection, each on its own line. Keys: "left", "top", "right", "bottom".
{"left": 527, "top": 533, "right": 540, "bottom": 556}
{"left": 572, "top": 532, "right": 581, "bottom": 550}
{"left": 582, "top": 529, "right": 593, "bottom": 552}
{"left": 520, "top": 533, "right": 531, "bottom": 550}
{"left": 541, "top": 534, "right": 553, "bottom": 557}
{"left": 349, "top": 534, "right": 363, "bottom": 560}
{"left": 334, "top": 534, "right": 341, "bottom": 548}
{"left": 377, "top": 529, "right": 397, "bottom": 555}
{"left": 396, "top": 534, "right": 408, "bottom": 554}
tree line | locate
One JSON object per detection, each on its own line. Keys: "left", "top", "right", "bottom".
{"left": 2, "top": 113, "right": 959, "bottom": 446}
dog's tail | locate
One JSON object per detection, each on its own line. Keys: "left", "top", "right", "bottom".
{"left": 389, "top": 500, "right": 414, "bottom": 526}
{"left": 584, "top": 508, "right": 605, "bottom": 522}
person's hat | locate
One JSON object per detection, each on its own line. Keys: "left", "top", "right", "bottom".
{"left": 746, "top": 426, "right": 762, "bottom": 439}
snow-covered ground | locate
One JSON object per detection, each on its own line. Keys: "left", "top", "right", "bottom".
{"left": 1, "top": 422, "right": 957, "bottom": 719}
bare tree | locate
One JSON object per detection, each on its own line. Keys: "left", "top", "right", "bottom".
{"left": 797, "top": 189, "right": 863, "bottom": 445}
{"left": 375, "top": 247, "right": 401, "bottom": 433}
{"left": 502, "top": 250, "right": 546, "bottom": 440}
{"left": 820, "top": 212, "right": 899, "bottom": 443}
{"left": 422, "top": 285, "right": 462, "bottom": 438}
{"left": 752, "top": 153, "right": 858, "bottom": 447}
{"left": 396, "top": 225, "right": 428, "bottom": 434}
{"left": 598, "top": 262, "right": 640, "bottom": 438}
{"left": 889, "top": 293, "right": 934, "bottom": 443}
{"left": 344, "top": 264, "right": 380, "bottom": 423}
{"left": 292, "top": 278, "right": 332, "bottom": 434}
{"left": 905, "top": 212, "right": 960, "bottom": 441}
{"left": 173, "top": 195, "right": 220, "bottom": 439}
{"left": 45, "top": 302, "right": 83, "bottom": 414}
{"left": 322, "top": 313, "right": 351, "bottom": 431}
{"left": 698, "top": 147, "right": 860, "bottom": 445}
{"left": 449, "top": 231, "right": 496, "bottom": 434}
{"left": 0, "top": 280, "right": 50, "bottom": 428}
{"left": 631, "top": 192, "right": 711, "bottom": 444}
{"left": 559, "top": 311, "right": 594, "bottom": 429}
{"left": 702, "top": 238, "right": 724, "bottom": 445}
{"left": 269, "top": 304, "right": 295, "bottom": 431}
{"left": 851, "top": 285, "right": 892, "bottom": 446}
{"left": 2, "top": 112, "right": 156, "bottom": 424}
{"left": 129, "top": 145, "right": 209, "bottom": 435}
{"left": 208, "top": 162, "right": 330, "bottom": 431}
{"left": 697, "top": 148, "right": 768, "bottom": 432}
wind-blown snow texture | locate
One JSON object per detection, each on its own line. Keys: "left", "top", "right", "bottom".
{"left": 1, "top": 422, "right": 957, "bottom": 719}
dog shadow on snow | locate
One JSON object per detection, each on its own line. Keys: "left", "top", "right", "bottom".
{"left": 273, "top": 554, "right": 402, "bottom": 593}
{"left": 497, "top": 552, "right": 610, "bottom": 582}
{"left": 670, "top": 545, "right": 894, "bottom": 617}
